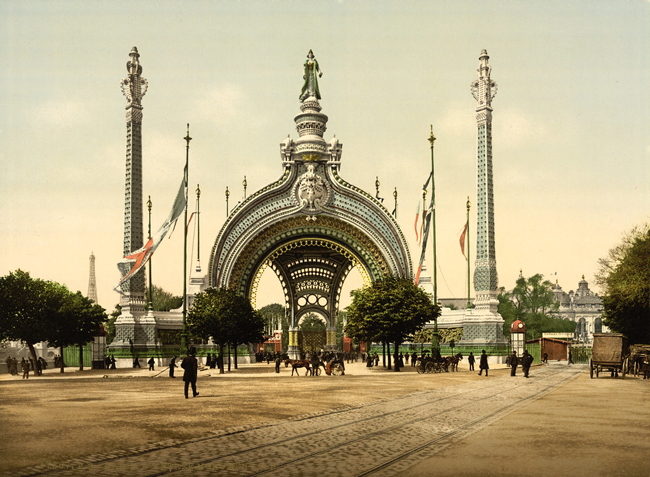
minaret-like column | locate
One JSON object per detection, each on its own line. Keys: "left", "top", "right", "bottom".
{"left": 457, "top": 50, "right": 507, "bottom": 355}
{"left": 113, "top": 47, "right": 150, "bottom": 352}
{"left": 471, "top": 49, "right": 499, "bottom": 312}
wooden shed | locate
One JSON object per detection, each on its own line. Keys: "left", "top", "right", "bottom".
{"left": 526, "top": 337, "right": 570, "bottom": 361}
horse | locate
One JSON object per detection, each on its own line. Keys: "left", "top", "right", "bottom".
{"left": 445, "top": 352, "right": 463, "bottom": 372}
{"left": 284, "top": 359, "right": 312, "bottom": 376}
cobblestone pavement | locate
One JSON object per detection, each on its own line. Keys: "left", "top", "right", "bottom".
{"left": 6, "top": 364, "right": 583, "bottom": 477}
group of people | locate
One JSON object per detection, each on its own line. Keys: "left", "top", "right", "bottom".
{"left": 5, "top": 356, "right": 48, "bottom": 377}
{"left": 507, "top": 350, "right": 534, "bottom": 378}
{"left": 103, "top": 355, "right": 117, "bottom": 369}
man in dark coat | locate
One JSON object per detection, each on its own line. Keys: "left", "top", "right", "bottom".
{"left": 148, "top": 357, "right": 155, "bottom": 371}
{"left": 510, "top": 351, "right": 519, "bottom": 376}
{"left": 522, "top": 350, "right": 533, "bottom": 378}
{"left": 478, "top": 350, "right": 489, "bottom": 376}
{"left": 169, "top": 356, "right": 177, "bottom": 378}
{"left": 467, "top": 352, "right": 475, "bottom": 371}
{"left": 181, "top": 348, "right": 199, "bottom": 399}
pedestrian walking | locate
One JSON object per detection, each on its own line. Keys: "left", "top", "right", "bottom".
{"left": 468, "top": 351, "right": 475, "bottom": 371}
{"left": 411, "top": 352, "right": 417, "bottom": 367}
{"left": 148, "top": 357, "right": 155, "bottom": 371}
{"left": 568, "top": 349, "right": 574, "bottom": 365}
{"left": 169, "top": 356, "right": 178, "bottom": 378}
{"left": 522, "top": 350, "right": 533, "bottom": 378}
{"left": 542, "top": 352, "right": 548, "bottom": 364}
{"left": 275, "top": 356, "right": 281, "bottom": 373}
{"left": 478, "top": 350, "right": 489, "bottom": 376}
{"left": 181, "top": 347, "right": 199, "bottom": 399}
{"left": 133, "top": 357, "right": 141, "bottom": 368}
{"left": 22, "top": 358, "right": 30, "bottom": 379}
{"left": 6, "top": 356, "right": 12, "bottom": 374}
{"left": 110, "top": 356, "right": 117, "bottom": 369}
{"left": 510, "top": 351, "right": 518, "bottom": 376}
{"left": 373, "top": 352, "right": 379, "bottom": 367}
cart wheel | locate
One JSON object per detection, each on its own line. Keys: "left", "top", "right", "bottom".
{"left": 416, "top": 360, "right": 424, "bottom": 374}
{"left": 332, "top": 363, "right": 344, "bottom": 376}
{"left": 621, "top": 358, "right": 628, "bottom": 379}
{"left": 589, "top": 358, "right": 593, "bottom": 379}
{"left": 425, "top": 361, "right": 435, "bottom": 374}
{"left": 596, "top": 365, "right": 600, "bottom": 378}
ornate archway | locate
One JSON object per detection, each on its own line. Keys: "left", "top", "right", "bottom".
{"left": 208, "top": 50, "right": 411, "bottom": 356}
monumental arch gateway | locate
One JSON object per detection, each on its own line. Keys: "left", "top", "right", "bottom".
{"left": 209, "top": 51, "right": 412, "bottom": 358}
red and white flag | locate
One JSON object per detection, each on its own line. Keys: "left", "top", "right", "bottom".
{"left": 414, "top": 202, "right": 421, "bottom": 242}
{"left": 114, "top": 175, "right": 186, "bottom": 293}
{"left": 459, "top": 221, "right": 468, "bottom": 259}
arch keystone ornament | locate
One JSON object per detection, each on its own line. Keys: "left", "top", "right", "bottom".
{"left": 209, "top": 50, "right": 412, "bottom": 357}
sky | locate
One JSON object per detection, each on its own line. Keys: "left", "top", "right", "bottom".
{"left": 1, "top": 1, "right": 649, "bottom": 314}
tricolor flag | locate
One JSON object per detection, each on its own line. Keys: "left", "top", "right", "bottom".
{"left": 414, "top": 202, "right": 421, "bottom": 242}
{"left": 459, "top": 221, "right": 468, "bottom": 259}
{"left": 414, "top": 195, "right": 434, "bottom": 284}
{"left": 114, "top": 175, "right": 187, "bottom": 293}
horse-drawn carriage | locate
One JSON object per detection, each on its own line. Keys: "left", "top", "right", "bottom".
{"left": 589, "top": 333, "right": 628, "bottom": 379}
{"left": 627, "top": 344, "right": 650, "bottom": 378}
{"left": 415, "top": 353, "right": 462, "bottom": 374}
{"left": 284, "top": 352, "right": 345, "bottom": 376}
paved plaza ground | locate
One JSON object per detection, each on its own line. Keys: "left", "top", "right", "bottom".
{"left": 0, "top": 360, "right": 648, "bottom": 476}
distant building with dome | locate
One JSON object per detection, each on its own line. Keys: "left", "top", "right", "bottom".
{"left": 551, "top": 276, "right": 606, "bottom": 343}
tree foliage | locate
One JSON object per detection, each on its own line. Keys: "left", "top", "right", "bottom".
{"left": 188, "top": 287, "right": 264, "bottom": 349}
{"left": 596, "top": 224, "right": 650, "bottom": 344}
{"left": 299, "top": 313, "right": 326, "bottom": 332}
{"left": 345, "top": 275, "right": 439, "bottom": 348}
{"left": 498, "top": 278, "right": 574, "bottom": 340}
{"left": 258, "top": 303, "right": 284, "bottom": 336}
{"left": 0, "top": 270, "right": 107, "bottom": 371}
{"left": 151, "top": 285, "right": 182, "bottom": 312}
{"left": 511, "top": 274, "right": 558, "bottom": 316}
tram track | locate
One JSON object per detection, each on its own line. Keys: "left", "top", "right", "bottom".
{"left": 8, "top": 365, "right": 582, "bottom": 477}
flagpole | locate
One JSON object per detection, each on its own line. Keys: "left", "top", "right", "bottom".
{"left": 147, "top": 196, "right": 153, "bottom": 311}
{"left": 466, "top": 196, "right": 471, "bottom": 309}
{"left": 393, "top": 187, "right": 398, "bottom": 219}
{"left": 181, "top": 124, "right": 192, "bottom": 356}
{"left": 428, "top": 125, "right": 439, "bottom": 353}
{"left": 196, "top": 184, "right": 201, "bottom": 265}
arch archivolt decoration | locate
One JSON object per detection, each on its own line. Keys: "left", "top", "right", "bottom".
{"left": 227, "top": 215, "right": 388, "bottom": 297}
{"left": 247, "top": 236, "right": 372, "bottom": 309}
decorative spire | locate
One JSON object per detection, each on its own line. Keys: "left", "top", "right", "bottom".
{"left": 120, "top": 47, "right": 148, "bottom": 117}
{"left": 470, "top": 49, "right": 497, "bottom": 109}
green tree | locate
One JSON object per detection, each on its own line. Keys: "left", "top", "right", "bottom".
{"left": 105, "top": 304, "right": 121, "bottom": 345}
{"left": 0, "top": 270, "right": 63, "bottom": 371}
{"left": 500, "top": 277, "right": 573, "bottom": 339}
{"left": 596, "top": 224, "right": 650, "bottom": 344}
{"left": 188, "top": 287, "right": 263, "bottom": 373}
{"left": 49, "top": 290, "right": 107, "bottom": 372}
{"left": 151, "top": 285, "right": 182, "bottom": 312}
{"left": 511, "top": 274, "right": 558, "bottom": 316}
{"left": 346, "top": 275, "right": 439, "bottom": 371}
{"left": 258, "top": 303, "right": 284, "bottom": 336}
{"left": 299, "top": 313, "right": 326, "bottom": 331}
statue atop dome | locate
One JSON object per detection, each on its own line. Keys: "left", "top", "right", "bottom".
{"left": 299, "top": 49, "right": 323, "bottom": 102}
